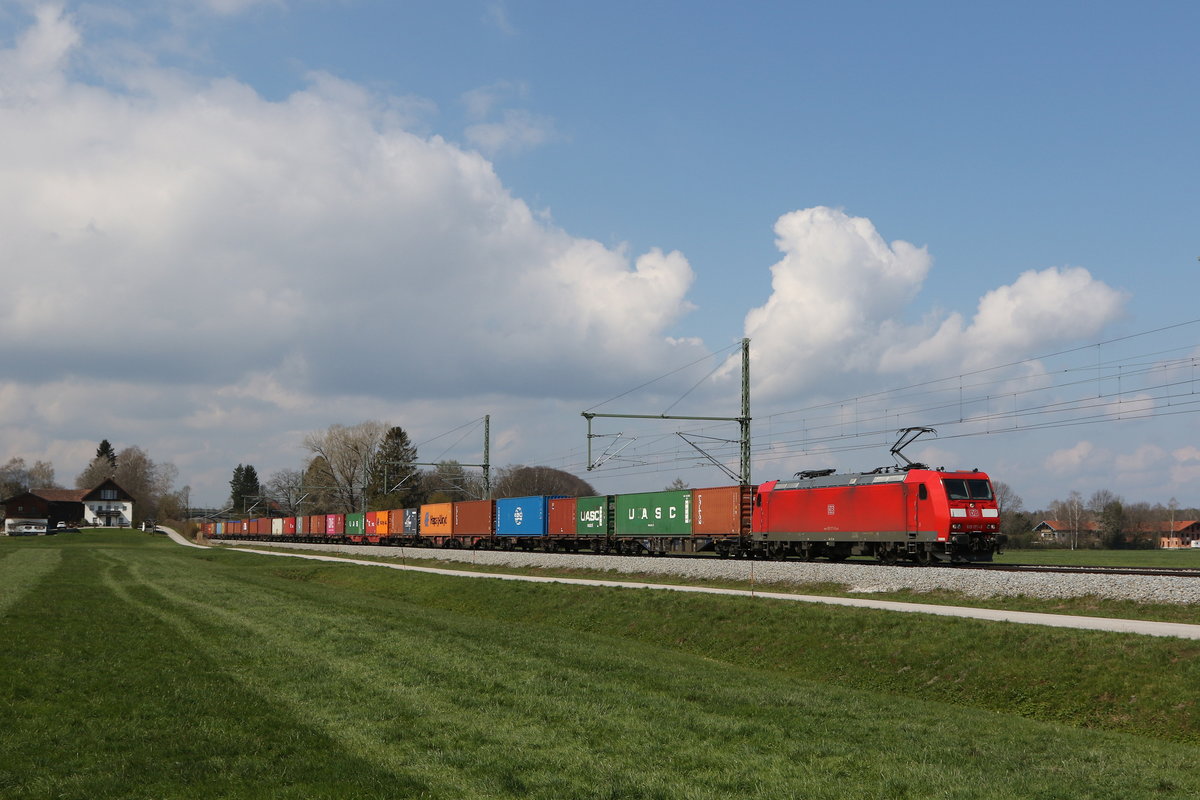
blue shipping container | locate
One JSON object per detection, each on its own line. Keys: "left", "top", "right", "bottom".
{"left": 495, "top": 495, "right": 557, "bottom": 537}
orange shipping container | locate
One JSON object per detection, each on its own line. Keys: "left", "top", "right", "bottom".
{"left": 454, "top": 500, "right": 494, "bottom": 535}
{"left": 420, "top": 503, "right": 453, "bottom": 535}
{"left": 691, "top": 485, "right": 754, "bottom": 536}
{"left": 375, "top": 510, "right": 390, "bottom": 536}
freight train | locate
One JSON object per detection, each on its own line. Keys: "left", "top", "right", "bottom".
{"left": 204, "top": 461, "right": 1003, "bottom": 564}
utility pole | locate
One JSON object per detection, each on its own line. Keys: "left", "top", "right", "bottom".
{"left": 583, "top": 338, "right": 752, "bottom": 485}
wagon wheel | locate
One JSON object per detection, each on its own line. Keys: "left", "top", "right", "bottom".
{"left": 915, "top": 548, "right": 933, "bottom": 566}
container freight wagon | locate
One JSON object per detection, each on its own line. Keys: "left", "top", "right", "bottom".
{"left": 610, "top": 490, "right": 694, "bottom": 554}
{"left": 384, "top": 508, "right": 420, "bottom": 544}
{"left": 452, "top": 500, "right": 494, "bottom": 547}
{"left": 345, "top": 513, "right": 366, "bottom": 543}
{"left": 692, "top": 485, "right": 754, "bottom": 551}
{"left": 495, "top": 496, "right": 560, "bottom": 539}
{"left": 547, "top": 497, "right": 576, "bottom": 537}
{"left": 751, "top": 468, "right": 1000, "bottom": 564}
{"left": 325, "top": 513, "right": 345, "bottom": 540}
{"left": 420, "top": 503, "right": 453, "bottom": 545}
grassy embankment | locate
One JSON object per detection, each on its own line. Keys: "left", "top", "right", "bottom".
{"left": 231, "top": 540, "right": 1200, "bottom": 626}
{"left": 2, "top": 531, "right": 1198, "bottom": 799}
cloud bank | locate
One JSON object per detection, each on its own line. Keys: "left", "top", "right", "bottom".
{"left": 0, "top": 6, "right": 1139, "bottom": 505}
{"left": 740, "top": 207, "right": 1127, "bottom": 401}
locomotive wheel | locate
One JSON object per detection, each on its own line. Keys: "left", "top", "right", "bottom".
{"left": 916, "top": 548, "right": 933, "bottom": 566}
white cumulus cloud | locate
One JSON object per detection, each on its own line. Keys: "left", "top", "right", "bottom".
{"left": 738, "top": 206, "right": 1127, "bottom": 402}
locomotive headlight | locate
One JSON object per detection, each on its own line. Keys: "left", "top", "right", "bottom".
{"left": 951, "top": 523, "right": 962, "bottom": 531}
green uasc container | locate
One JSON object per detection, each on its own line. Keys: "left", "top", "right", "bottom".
{"left": 575, "top": 496, "right": 609, "bottom": 537}
{"left": 345, "top": 513, "right": 365, "bottom": 536}
{"left": 614, "top": 490, "right": 692, "bottom": 536}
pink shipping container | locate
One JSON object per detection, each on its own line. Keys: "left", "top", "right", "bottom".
{"left": 548, "top": 497, "right": 577, "bottom": 536}
{"left": 326, "top": 513, "right": 345, "bottom": 536}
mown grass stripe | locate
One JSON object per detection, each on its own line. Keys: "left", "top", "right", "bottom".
{"left": 0, "top": 548, "right": 61, "bottom": 616}
{"left": 5, "top": 533, "right": 1200, "bottom": 799}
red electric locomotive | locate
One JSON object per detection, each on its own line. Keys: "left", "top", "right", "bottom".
{"left": 746, "top": 428, "right": 1002, "bottom": 563}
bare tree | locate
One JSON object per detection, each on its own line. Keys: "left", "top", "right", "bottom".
{"left": 302, "top": 421, "right": 388, "bottom": 513}
{"left": 300, "top": 456, "right": 338, "bottom": 515}
{"left": 1050, "top": 490, "right": 1086, "bottom": 549}
{"left": 992, "top": 480, "right": 1024, "bottom": 515}
{"left": 492, "top": 465, "right": 597, "bottom": 499}
{"left": 0, "top": 457, "right": 60, "bottom": 498}
{"left": 264, "top": 468, "right": 306, "bottom": 516}
{"left": 422, "top": 460, "right": 483, "bottom": 503}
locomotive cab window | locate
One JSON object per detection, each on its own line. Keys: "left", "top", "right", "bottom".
{"left": 942, "top": 479, "right": 994, "bottom": 500}
{"left": 918, "top": 484, "right": 928, "bottom": 500}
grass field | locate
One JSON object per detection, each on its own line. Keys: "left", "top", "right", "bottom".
{"left": 3, "top": 532, "right": 1199, "bottom": 799}
{"left": 997, "top": 546, "right": 1200, "bottom": 568}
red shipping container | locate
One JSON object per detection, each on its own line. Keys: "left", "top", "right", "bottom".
{"left": 453, "top": 500, "right": 494, "bottom": 535}
{"left": 548, "top": 497, "right": 577, "bottom": 536}
{"left": 691, "top": 485, "right": 753, "bottom": 537}
{"left": 365, "top": 512, "right": 378, "bottom": 535}
{"left": 284, "top": 517, "right": 297, "bottom": 535}
{"left": 308, "top": 515, "right": 324, "bottom": 535}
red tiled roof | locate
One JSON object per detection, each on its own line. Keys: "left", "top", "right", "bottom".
{"left": 31, "top": 488, "right": 88, "bottom": 503}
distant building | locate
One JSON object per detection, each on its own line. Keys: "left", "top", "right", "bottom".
{"left": 2, "top": 479, "right": 135, "bottom": 534}
{"left": 1146, "top": 521, "right": 1200, "bottom": 549}
{"left": 1031, "top": 520, "right": 1099, "bottom": 541}
{"left": 1032, "top": 518, "right": 1200, "bottom": 548}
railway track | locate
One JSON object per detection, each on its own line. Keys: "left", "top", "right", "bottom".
{"left": 970, "top": 562, "right": 1200, "bottom": 579}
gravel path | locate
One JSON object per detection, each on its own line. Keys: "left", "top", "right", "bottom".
{"left": 213, "top": 540, "right": 1200, "bottom": 605}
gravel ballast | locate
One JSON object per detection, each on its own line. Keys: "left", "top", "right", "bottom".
{"left": 214, "top": 541, "right": 1200, "bottom": 605}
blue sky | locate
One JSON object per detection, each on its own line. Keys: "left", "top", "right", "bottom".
{"left": 1, "top": 0, "right": 1198, "bottom": 511}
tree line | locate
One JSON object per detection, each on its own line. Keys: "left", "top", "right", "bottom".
{"left": 228, "top": 421, "right": 596, "bottom": 517}
{"left": 1, "top": 439, "right": 187, "bottom": 526}
{"left": 994, "top": 481, "right": 1196, "bottom": 549}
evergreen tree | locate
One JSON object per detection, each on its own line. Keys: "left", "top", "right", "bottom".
{"left": 366, "top": 426, "right": 420, "bottom": 510}
{"left": 228, "top": 464, "right": 262, "bottom": 514}
{"left": 96, "top": 439, "right": 118, "bottom": 468}
{"left": 76, "top": 440, "right": 118, "bottom": 488}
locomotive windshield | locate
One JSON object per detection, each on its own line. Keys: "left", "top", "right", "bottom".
{"left": 942, "top": 478, "right": 993, "bottom": 501}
